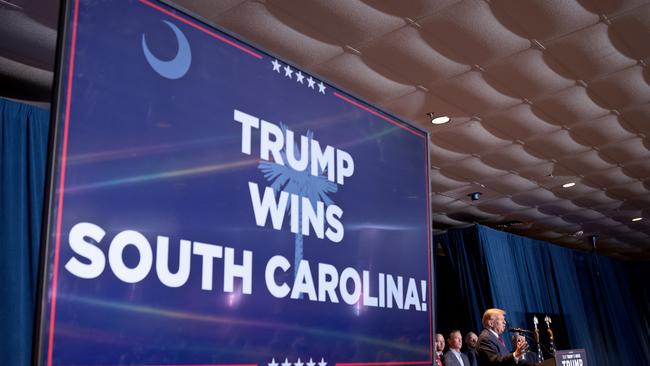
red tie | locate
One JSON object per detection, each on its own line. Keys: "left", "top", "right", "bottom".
{"left": 436, "top": 354, "right": 443, "bottom": 366}
{"left": 498, "top": 335, "right": 506, "bottom": 347}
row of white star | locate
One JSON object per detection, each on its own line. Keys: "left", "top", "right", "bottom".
{"left": 268, "top": 357, "right": 327, "bottom": 366}
{"left": 271, "top": 59, "right": 327, "bottom": 94}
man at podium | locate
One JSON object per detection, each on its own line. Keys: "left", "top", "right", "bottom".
{"left": 476, "top": 308, "right": 535, "bottom": 366}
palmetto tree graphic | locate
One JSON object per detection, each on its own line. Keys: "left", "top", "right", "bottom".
{"left": 258, "top": 124, "right": 338, "bottom": 276}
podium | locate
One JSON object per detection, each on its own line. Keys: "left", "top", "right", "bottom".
{"left": 535, "top": 349, "right": 587, "bottom": 366}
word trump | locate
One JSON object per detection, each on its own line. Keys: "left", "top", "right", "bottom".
{"left": 235, "top": 109, "right": 353, "bottom": 243}
{"left": 235, "top": 109, "right": 354, "bottom": 185}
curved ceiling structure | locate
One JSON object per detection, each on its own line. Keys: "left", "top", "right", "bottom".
{"left": 2, "top": 0, "right": 649, "bottom": 259}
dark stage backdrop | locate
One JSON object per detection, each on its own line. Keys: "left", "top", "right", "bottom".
{"left": 0, "top": 98, "right": 50, "bottom": 366}
{"left": 434, "top": 225, "right": 650, "bottom": 366}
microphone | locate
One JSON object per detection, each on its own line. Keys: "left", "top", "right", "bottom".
{"left": 509, "top": 327, "right": 533, "bottom": 334}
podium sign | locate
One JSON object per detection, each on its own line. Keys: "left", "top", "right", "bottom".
{"left": 33, "top": 0, "right": 433, "bottom": 365}
{"left": 555, "top": 349, "right": 588, "bottom": 366}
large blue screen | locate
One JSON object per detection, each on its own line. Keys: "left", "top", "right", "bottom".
{"left": 36, "top": 1, "right": 433, "bottom": 365}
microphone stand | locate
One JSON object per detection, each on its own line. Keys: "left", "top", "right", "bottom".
{"left": 544, "top": 316, "right": 556, "bottom": 357}
{"left": 518, "top": 331, "right": 553, "bottom": 358}
{"left": 533, "top": 316, "right": 543, "bottom": 363}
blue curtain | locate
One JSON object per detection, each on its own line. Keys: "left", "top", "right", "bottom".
{"left": 0, "top": 98, "right": 50, "bottom": 366}
{"left": 434, "top": 225, "right": 650, "bottom": 366}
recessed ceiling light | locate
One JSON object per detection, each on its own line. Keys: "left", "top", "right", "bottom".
{"left": 632, "top": 217, "right": 643, "bottom": 222}
{"left": 426, "top": 112, "right": 450, "bottom": 125}
{"left": 562, "top": 182, "right": 576, "bottom": 188}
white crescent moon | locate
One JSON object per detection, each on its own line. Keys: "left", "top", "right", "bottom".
{"left": 142, "top": 20, "right": 191, "bottom": 79}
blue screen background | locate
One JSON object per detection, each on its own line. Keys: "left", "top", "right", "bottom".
{"left": 38, "top": 1, "right": 432, "bottom": 365}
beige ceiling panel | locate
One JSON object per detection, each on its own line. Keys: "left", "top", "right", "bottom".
{"left": 537, "top": 218, "right": 582, "bottom": 233}
{"left": 562, "top": 209, "right": 607, "bottom": 223}
{"left": 558, "top": 150, "right": 614, "bottom": 175}
{"left": 521, "top": 165, "right": 579, "bottom": 189}
{"left": 481, "top": 144, "right": 546, "bottom": 171}
{"left": 489, "top": 0, "right": 598, "bottom": 41}
{"left": 619, "top": 199, "right": 650, "bottom": 211}
{"left": 615, "top": 221, "right": 648, "bottom": 234}
{"left": 622, "top": 160, "right": 650, "bottom": 179}
{"left": 608, "top": 3, "right": 650, "bottom": 60}
{"left": 430, "top": 193, "right": 468, "bottom": 214}
{"left": 266, "top": 0, "right": 405, "bottom": 47}
{"left": 483, "top": 49, "right": 573, "bottom": 100}
{"left": 589, "top": 202, "right": 621, "bottom": 217}
{"left": 430, "top": 119, "right": 511, "bottom": 154}
{"left": 511, "top": 187, "right": 559, "bottom": 207}
{"left": 569, "top": 114, "right": 638, "bottom": 147}
{"left": 597, "top": 223, "right": 636, "bottom": 237}
{"left": 361, "top": 27, "right": 468, "bottom": 86}
{"left": 447, "top": 205, "right": 502, "bottom": 223}
{"left": 583, "top": 167, "right": 637, "bottom": 190}
{"left": 524, "top": 129, "right": 592, "bottom": 159}
{"left": 314, "top": 53, "right": 415, "bottom": 103}
{"left": 571, "top": 190, "right": 620, "bottom": 208}
{"left": 538, "top": 200, "right": 585, "bottom": 216}
{"left": 528, "top": 231, "right": 567, "bottom": 243}
{"left": 606, "top": 180, "right": 649, "bottom": 198}
{"left": 506, "top": 207, "right": 550, "bottom": 222}
{"left": 588, "top": 66, "right": 650, "bottom": 110}
{"left": 631, "top": 217, "right": 650, "bottom": 229}
{"left": 440, "top": 157, "right": 508, "bottom": 182}
{"left": 599, "top": 137, "right": 650, "bottom": 164}
{"left": 555, "top": 236, "right": 588, "bottom": 248}
{"left": 478, "top": 197, "right": 529, "bottom": 215}
{"left": 432, "top": 71, "right": 520, "bottom": 116}
{"left": 432, "top": 214, "right": 471, "bottom": 228}
{"left": 175, "top": 0, "right": 245, "bottom": 20}
{"left": 360, "top": 0, "right": 461, "bottom": 20}
{"left": 597, "top": 238, "right": 639, "bottom": 251}
{"left": 419, "top": 0, "right": 529, "bottom": 66}
{"left": 429, "top": 142, "right": 468, "bottom": 168}
{"left": 619, "top": 103, "right": 650, "bottom": 136}
{"left": 214, "top": 2, "right": 342, "bottom": 67}
{"left": 380, "top": 89, "right": 468, "bottom": 122}
{"left": 482, "top": 103, "right": 561, "bottom": 141}
{"left": 552, "top": 182, "right": 601, "bottom": 200}
{"left": 612, "top": 211, "right": 645, "bottom": 223}
{"left": 532, "top": 85, "right": 609, "bottom": 126}
{"left": 430, "top": 168, "right": 468, "bottom": 193}
{"left": 583, "top": 217, "right": 626, "bottom": 231}
{"left": 441, "top": 182, "right": 503, "bottom": 201}
{"left": 483, "top": 173, "right": 539, "bottom": 195}
{"left": 517, "top": 161, "right": 556, "bottom": 181}
{"left": 545, "top": 23, "right": 636, "bottom": 81}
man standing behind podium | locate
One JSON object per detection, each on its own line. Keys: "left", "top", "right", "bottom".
{"left": 444, "top": 330, "right": 470, "bottom": 366}
{"left": 477, "top": 308, "right": 534, "bottom": 366}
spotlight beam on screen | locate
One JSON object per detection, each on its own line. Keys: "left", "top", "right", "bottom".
{"left": 64, "top": 159, "right": 258, "bottom": 193}
{"left": 60, "top": 294, "right": 429, "bottom": 355}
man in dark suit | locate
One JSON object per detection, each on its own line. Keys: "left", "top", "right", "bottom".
{"left": 463, "top": 332, "right": 479, "bottom": 366}
{"left": 443, "top": 330, "right": 471, "bottom": 366}
{"left": 476, "top": 308, "right": 534, "bottom": 366}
